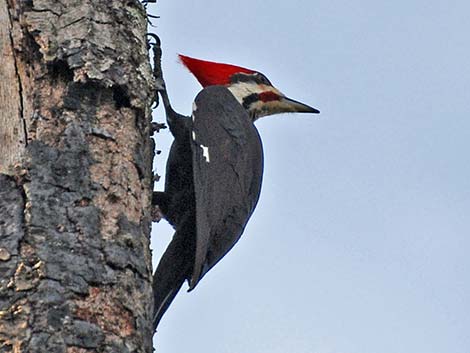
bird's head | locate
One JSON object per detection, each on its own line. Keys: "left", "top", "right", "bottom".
{"left": 179, "top": 54, "right": 319, "bottom": 120}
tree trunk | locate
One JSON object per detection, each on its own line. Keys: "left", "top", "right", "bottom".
{"left": 0, "top": 1, "right": 156, "bottom": 352}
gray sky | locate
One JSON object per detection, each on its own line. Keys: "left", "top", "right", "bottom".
{"left": 148, "top": 1, "right": 470, "bottom": 352}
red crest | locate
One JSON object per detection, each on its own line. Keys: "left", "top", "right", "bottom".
{"left": 179, "top": 54, "right": 255, "bottom": 87}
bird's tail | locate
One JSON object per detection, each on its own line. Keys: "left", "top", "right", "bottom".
{"left": 153, "top": 276, "right": 184, "bottom": 331}
{"left": 153, "top": 229, "right": 194, "bottom": 331}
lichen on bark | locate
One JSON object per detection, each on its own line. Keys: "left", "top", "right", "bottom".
{"left": 0, "top": 0, "right": 156, "bottom": 352}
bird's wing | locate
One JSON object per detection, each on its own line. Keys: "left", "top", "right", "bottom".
{"left": 189, "top": 86, "right": 264, "bottom": 290}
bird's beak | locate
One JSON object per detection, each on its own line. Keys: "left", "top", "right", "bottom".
{"left": 279, "top": 96, "right": 320, "bottom": 114}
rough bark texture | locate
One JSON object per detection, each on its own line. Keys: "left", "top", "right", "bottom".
{"left": 0, "top": 0, "right": 26, "bottom": 170}
{"left": 0, "top": 1, "right": 156, "bottom": 352}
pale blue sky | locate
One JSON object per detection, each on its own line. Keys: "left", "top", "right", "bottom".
{"left": 148, "top": 1, "right": 470, "bottom": 352}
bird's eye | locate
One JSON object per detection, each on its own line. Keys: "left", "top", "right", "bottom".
{"left": 256, "top": 73, "right": 271, "bottom": 85}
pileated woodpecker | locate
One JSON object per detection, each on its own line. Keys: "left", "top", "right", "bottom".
{"left": 152, "top": 54, "right": 319, "bottom": 330}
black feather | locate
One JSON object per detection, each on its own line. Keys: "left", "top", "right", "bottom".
{"left": 152, "top": 86, "right": 263, "bottom": 329}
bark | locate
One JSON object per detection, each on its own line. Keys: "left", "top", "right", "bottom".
{"left": 0, "top": 1, "right": 156, "bottom": 352}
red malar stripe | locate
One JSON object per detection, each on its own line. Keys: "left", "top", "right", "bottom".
{"left": 258, "top": 91, "right": 280, "bottom": 102}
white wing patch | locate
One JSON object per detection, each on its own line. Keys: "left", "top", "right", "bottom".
{"left": 193, "top": 101, "right": 209, "bottom": 162}
{"left": 200, "top": 144, "right": 210, "bottom": 163}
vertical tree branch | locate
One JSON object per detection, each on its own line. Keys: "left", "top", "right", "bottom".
{"left": 0, "top": 1, "right": 156, "bottom": 352}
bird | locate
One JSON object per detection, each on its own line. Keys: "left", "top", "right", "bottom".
{"left": 152, "top": 54, "right": 319, "bottom": 330}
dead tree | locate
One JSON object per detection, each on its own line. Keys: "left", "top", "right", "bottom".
{"left": 0, "top": 0, "right": 156, "bottom": 351}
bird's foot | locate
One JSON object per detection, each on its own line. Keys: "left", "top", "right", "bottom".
{"left": 151, "top": 191, "right": 169, "bottom": 222}
{"left": 146, "top": 33, "right": 161, "bottom": 49}
{"left": 154, "top": 77, "right": 166, "bottom": 92}
{"left": 151, "top": 122, "right": 167, "bottom": 134}
{"left": 151, "top": 204, "right": 164, "bottom": 223}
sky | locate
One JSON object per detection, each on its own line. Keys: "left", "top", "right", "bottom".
{"left": 147, "top": 1, "right": 470, "bottom": 352}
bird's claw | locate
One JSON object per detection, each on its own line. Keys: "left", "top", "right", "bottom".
{"left": 152, "top": 122, "right": 167, "bottom": 133}
{"left": 146, "top": 33, "right": 161, "bottom": 48}
{"left": 152, "top": 205, "right": 164, "bottom": 223}
{"left": 155, "top": 77, "right": 166, "bottom": 91}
